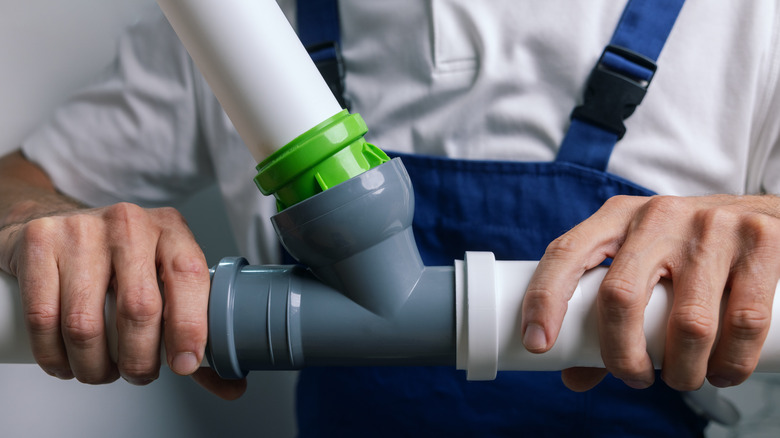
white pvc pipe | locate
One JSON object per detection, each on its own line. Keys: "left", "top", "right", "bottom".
{"left": 0, "top": 272, "right": 200, "bottom": 367}
{"left": 0, "top": 271, "right": 32, "bottom": 363}
{"left": 455, "top": 251, "right": 780, "bottom": 380}
{"left": 4, "top": 253, "right": 780, "bottom": 377}
{"left": 156, "top": 0, "right": 343, "bottom": 163}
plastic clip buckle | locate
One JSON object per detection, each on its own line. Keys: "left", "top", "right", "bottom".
{"left": 306, "top": 41, "right": 350, "bottom": 110}
{"left": 570, "top": 45, "right": 657, "bottom": 139}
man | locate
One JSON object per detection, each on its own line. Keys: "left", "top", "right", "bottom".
{"left": 1, "top": 0, "right": 779, "bottom": 436}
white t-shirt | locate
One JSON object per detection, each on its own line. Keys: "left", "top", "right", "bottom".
{"left": 22, "top": 0, "right": 780, "bottom": 264}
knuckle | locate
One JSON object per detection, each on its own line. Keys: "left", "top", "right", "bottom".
{"left": 740, "top": 212, "right": 780, "bottom": 246}
{"left": 602, "top": 194, "right": 642, "bottom": 211}
{"left": 118, "top": 286, "right": 162, "bottom": 323}
{"left": 18, "top": 218, "right": 58, "bottom": 254}
{"left": 62, "top": 310, "right": 103, "bottom": 346}
{"left": 724, "top": 307, "right": 770, "bottom": 341}
{"left": 695, "top": 205, "right": 737, "bottom": 231}
{"left": 154, "top": 206, "right": 187, "bottom": 227}
{"left": 106, "top": 202, "right": 146, "bottom": 224}
{"left": 18, "top": 215, "right": 105, "bottom": 267}
{"left": 171, "top": 253, "right": 208, "bottom": 276}
{"left": 626, "top": 196, "right": 682, "bottom": 233}
{"left": 669, "top": 305, "right": 718, "bottom": 344}
{"left": 599, "top": 277, "right": 643, "bottom": 310}
{"left": 105, "top": 203, "right": 149, "bottom": 238}
{"left": 545, "top": 233, "right": 587, "bottom": 260}
{"left": 642, "top": 196, "right": 684, "bottom": 218}
{"left": 62, "top": 213, "right": 99, "bottom": 236}
{"left": 25, "top": 303, "right": 60, "bottom": 335}
{"left": 160, "top": 253, "right": 209, "bottom": 285}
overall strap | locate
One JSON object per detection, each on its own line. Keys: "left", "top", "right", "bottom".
{"left": 297, "top": 0, "right": 349, "bottom": 109}
{"left": 556, "top": 0, "right": 686, "bottom": 171}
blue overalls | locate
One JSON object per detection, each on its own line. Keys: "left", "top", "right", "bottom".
{"left": 295, "top": 0, "right": 707, "bottom": 436}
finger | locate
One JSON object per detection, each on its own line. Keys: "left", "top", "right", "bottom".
{"left": 522, "top": 195, "right": 643, "bottom": 353}
{"left": 707, "top": 279, "right": 772, "bottom": 387}
{"left": 707, "top": 246, "right": 778, "bottom": 387}
{"left": 191, "top": 368, "right": 248, "bottom": 400}
{"left": 597, "top": 262, "right": 656, "bottom": 388}
{"left": 597, "top": 210, "right": 673, "bottom": 389}
{"left": 108, "top": 203, "right": 163, "bottom": 385}
{"left": 154, "top": 208, "right": 210, "bottom": 376}
{"left": 661, "top": 225, "right": 732, "bottom": 390}
{"left": 561, "top": 367, "right": 608, "bottom": 392}
{"left": 58, "top": 216, "right": 118, "bottom": 383}
{"left": 11, "top": 219, "right": 72, "bottom": 379}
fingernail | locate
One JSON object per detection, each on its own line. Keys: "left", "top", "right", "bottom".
{"left": 124, "top": 376, "right": 155, "bottom": 386}
{"left": 708, "top": 375, "right": 734, "bottom": 388}
{"left": 523, "top": 323, "right": 547, "bottom": 352}
{"left": 54, "top": 369, "right": 74, "bottom": 380}
{"left": 624, "top": 379, "right": 653, "bottom": 389}
{"left": 171, "top": 352, "right": 199, "bottom": 375}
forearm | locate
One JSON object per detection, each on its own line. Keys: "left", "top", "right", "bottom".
{"left": 0, "top": 150, "right": 84, "bottom": 228}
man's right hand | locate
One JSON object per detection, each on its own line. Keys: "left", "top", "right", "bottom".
{"left": 0, "top": 151, "right": 246, "bottom": 399}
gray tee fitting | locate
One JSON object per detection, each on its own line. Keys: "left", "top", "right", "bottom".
{"left": 207, "top": 159, "right": 456, "bottom": 378}
{"left": 207, "top": 259, "right": 454, "bottom": 378}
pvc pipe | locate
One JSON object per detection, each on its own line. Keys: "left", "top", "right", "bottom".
{"left": 3, "top": 161, "right": 780, "bottom": 374}
{"left": 4, "top": 250, "right": 780, "bottom": 376}
{"left": 2, "top": 254, "right": 747, "bottom": 425}
{"left": 0, "top": 271, "right": 205, "bottom": 367}
{"left": 0, "top": 271, "right": 32, "bottom": 363}
{"left": 454, "top": 252, "right": 780, "bottom": 380}
{"left": 156, "top": 0, "right": 343, "bottom": 162}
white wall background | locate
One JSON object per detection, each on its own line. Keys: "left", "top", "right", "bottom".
{"left": 2, "top": 1, "right": 780, "bottom": 437}
{"left": 0, "top": 1, "right": 297, "bottom": 437}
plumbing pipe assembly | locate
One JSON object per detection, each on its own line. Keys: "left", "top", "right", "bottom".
{"left": 2, "top": 0, "right": 780, "bottom": 401}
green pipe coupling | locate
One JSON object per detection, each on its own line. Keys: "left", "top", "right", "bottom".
{"left": 254, "top": 110, "right": 389, "bottom": 210}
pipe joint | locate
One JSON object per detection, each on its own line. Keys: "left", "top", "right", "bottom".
{"left": 272, "top": 158, "right": 423, "bottom": 316}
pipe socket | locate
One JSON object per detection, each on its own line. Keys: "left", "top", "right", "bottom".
{"left": 271, "top": 158, "right": 421, "bottom": 316}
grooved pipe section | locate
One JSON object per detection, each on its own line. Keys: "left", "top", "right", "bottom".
{"left": 208, "top": 260, "right": 455, "bottom": 379}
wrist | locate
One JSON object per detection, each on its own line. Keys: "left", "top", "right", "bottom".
{"left": 0, "top": 191, "right": 83, "bottom": 228}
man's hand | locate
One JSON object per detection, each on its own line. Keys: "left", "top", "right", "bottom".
{"left": 0, "top": 151, "right": 245, "bottom": 399}
{"left": 521, "top": 194, "right": 780, "bottom": 392}
{"left": 1, "top": 203, "right": 209, "bottom": 383}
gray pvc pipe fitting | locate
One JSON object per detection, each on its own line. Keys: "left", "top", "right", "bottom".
{"left": 272, "top": 158, "right": 425, "bottom": 316}
{"left": 207, "top": 159, "right": 456, "bottom": 379}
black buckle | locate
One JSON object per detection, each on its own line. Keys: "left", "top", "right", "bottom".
{"left": 570, "top": 45, "right": 657, "bottom": 139}
{"left": 306, "top": 41, "right": 350, "bottom": 110}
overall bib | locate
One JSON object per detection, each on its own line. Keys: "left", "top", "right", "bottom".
{"left": 295, "top": 0, "right": 706, "bottom": 436}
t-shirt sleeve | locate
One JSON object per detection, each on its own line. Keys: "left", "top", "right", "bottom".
{"left": 757, "top": 54, "right": 780, "bottom": 195}
{"left": 21, "top": 12, "right": 214, "bottom": 208}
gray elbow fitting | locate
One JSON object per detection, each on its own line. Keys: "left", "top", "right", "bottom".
{"left": 272, "top": 158, "right": 424, "bottom": 316}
